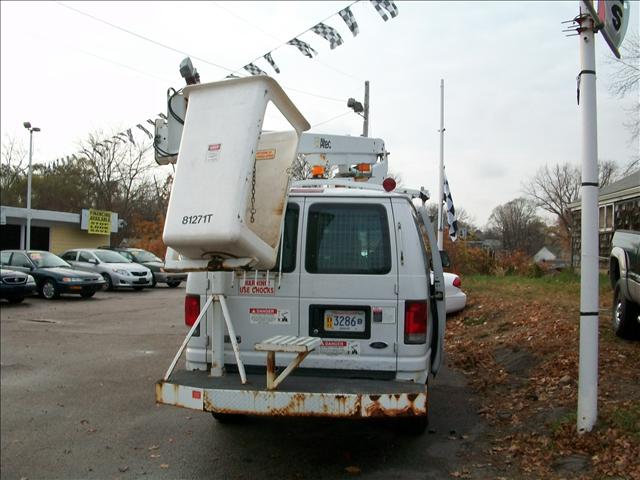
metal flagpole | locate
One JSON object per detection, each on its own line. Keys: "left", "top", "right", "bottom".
{"left": 437, "top": 79, "right": 445, "bottom": 250}
{"left": 576, "top": 2, "right": 599, "bottom": 433}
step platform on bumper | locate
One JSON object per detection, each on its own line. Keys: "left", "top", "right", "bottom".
{"left": 156, "top": 370, "right": 427, "bottom": 418}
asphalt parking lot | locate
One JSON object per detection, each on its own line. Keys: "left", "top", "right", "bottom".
{"left": 1, "top": 286, "right": 490, "bottom": 479}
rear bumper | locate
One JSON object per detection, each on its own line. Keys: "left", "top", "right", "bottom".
{"left": 154, "top": 272, "right": 187, "bottom": 283}
{"left": 156, "top": 370, "right": 427, "bottom": 418}
{"left": 446, "top": 291, "right": 467, "bottom": 314}
{"left": 0, "top": 284, "right": 36, "bottom": 298}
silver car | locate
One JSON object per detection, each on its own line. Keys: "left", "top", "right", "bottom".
{"left": 60, "top": 249, "right": 152, "bottom": 291}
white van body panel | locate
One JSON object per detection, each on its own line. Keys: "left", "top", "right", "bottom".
{"left": 184, "top": 191, "right": 438, "bottom": 385}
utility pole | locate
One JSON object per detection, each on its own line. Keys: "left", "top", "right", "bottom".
{"left": 363, "top": 80, "right": 370, "bottom": 137}
{"left": 23, "top": 122, "right": 40, "bottom": 251}
{"left": 437, "top": 79, "right": 445, "bottom": 250}
{"left": 573, "top": 0, "right": 630, "bottom": 434}
{"left": 576, "top": 1, "right": 602, "bottom": 434}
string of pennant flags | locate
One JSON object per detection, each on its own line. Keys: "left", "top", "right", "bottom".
{"left": 47, "top": 0, "right": 399, "bottom": 164}
{"left": 238, "top": 0, "right": 398, "bottom": 78}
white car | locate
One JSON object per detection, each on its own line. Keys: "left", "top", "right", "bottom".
{"left": 443, "top": 272, "right": 467, "bottom": 314}
{"left": 60, "top": 248, "right": 153, "bottom": 291}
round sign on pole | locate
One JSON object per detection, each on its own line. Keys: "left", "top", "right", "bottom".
{"left": 597, "top": 0, "right": 631, "bottom": 53}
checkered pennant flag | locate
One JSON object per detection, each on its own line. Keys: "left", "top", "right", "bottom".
{"left": 136, "top": 123, "right": 153, "bottom": 139}
{"left": 339, "top": 6, "right": 359, "bottom": 36}
{"left": 443, "top": 173, "right": 459, "bottom": 242}
{"left": 370, "top": 0, "right": 399, "bottom": 21}
{"left": 243, "top": 63, "right": 266, "bottom": 76}
{"left": 311, "top": 22, "right": 344, "bottom": 49}
{"left": 226, "top": 73, "right": 241, "bottom": 79}
{"left": 126, "top": 128, "right": 135, "bottom": 145}
{"left": 263, "top": 52, "right": 280, "bottom": 74}
{"left": 287, "top": 38, "right": 317, "bottom": 58}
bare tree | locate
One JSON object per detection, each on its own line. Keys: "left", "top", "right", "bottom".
{"left": 599, "top": 159, "right": 620, "bottom": 186}
{"left": 0, "top": 135, "right": 28, "bottom": 204}
{"left": 487, "top": 198, "right": 546, "bottom": 254}
{"left": 523, "top": 163, "right": 581, "bottom": 240}
{"left": 78, "top": 132, "right": 153, "bottom": 240}
{"left": 607, "top": 32, "right": 639, "bottom": 172}
{"left": 523, "top": 160, "right": 620, "bottom": 241}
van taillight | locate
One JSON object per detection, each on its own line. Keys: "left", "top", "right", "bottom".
{"left": 404, "top": 301, "right": 428, "bottom": 344}
{"left": 453, "top": 276, "right": 461, "bottom": 288}
{"left": 185, "top": 295, "right": 200, "bottom": 327}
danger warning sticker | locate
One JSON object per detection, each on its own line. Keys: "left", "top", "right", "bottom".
{"left": 318, "top": 340, "right": 360, "bottom": 356}
{"left": 249, "top": 308, "right": 290, "bottom": 325}
{"left": 206, "top": 143, "right": 221, "bottom": 162}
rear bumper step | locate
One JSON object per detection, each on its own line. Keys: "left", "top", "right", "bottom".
{"left": 156, "top": 370, "right": 427, "bottom": 418}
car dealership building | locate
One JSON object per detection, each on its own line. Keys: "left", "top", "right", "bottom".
{"left": 0, "top": 206, "right": 118, "bottom": 254}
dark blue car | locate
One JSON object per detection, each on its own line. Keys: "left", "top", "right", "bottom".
{"left": 0, "top": 250, "right": 105, "bottom": 300}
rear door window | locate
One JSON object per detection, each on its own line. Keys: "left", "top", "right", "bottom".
{"left": 118, "top": 251, "right": 134, "bottom": 261}
{"left": 61, "top": 251, "right": 77, "bottom": 261}
{"left": 0, "top": 251, "right": 10, "bottom": 265}
{"left": 276, "top": 204, "right": 299, "bottom": 273}
{"left": 78, "top": 251, "right": 94, "bottom": 262}
{"left": 305, "top": 203, "right": 391, "bottom": 274}
{"left": 9, "top": 253, "right": 32, "bottom": 268}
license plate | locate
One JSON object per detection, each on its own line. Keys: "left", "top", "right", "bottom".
{"left": 135, "top": 278, "right": 148, "bottom": 284}
{"left": 324, "top": 310, "right": 365, "bottom": 333}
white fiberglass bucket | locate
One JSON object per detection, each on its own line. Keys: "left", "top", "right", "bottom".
{"left": 163, "top": 76, "right": 309, "bottom": 271}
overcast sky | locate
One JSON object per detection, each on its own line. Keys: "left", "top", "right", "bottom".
{"left": 1, "top": 1, "right": 638, "bottom": 226}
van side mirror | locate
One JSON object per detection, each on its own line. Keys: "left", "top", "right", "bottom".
{"left": 439, "top": 250, "right": 451, "bottom": 268}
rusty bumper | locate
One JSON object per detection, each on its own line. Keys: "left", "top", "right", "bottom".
{"left": 156, "top": 372, "right": 427, "bottom": 418}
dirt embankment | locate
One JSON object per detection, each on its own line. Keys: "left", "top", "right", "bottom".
{"left": 446, "top": 274, "right": 640, "bottom": 479}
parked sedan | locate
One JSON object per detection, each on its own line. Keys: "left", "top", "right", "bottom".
{"left": 60, "top": 249, "right": 152, "bottom": 291}
{"left": 0, "top": 267, "right": 37, "bottom": 303}
{"left": 444, "top": 272, "right": 467, "bottom": 314}
{"left": 0, "top": 250, "right": 105, "bottom": 300}
{"left": 99, "top": 247, "right": 186, "bottom": 288}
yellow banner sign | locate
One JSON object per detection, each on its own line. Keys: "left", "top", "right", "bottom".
{"left": 88, "top": 209, "right": 112, "bottom": 235}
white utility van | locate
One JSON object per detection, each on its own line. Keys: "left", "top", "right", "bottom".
{"left": 154, "top": 75, "right": 445, "bottom": 433}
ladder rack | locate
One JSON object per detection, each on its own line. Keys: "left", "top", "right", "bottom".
{"left": 291, "top": 178, "right": 430, "bottom": 202}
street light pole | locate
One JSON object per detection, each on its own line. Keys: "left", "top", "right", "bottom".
{"left": 363, "top": 80, "right": 369, "bottom": 137}
{"left": 23, "top": 122, "right": 40, "bottom": 251}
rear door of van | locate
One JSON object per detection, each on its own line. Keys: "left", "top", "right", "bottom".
{"left": 299, "top": 196, "right": 398, "bottom": 373}
{"left": 223, "top": 198, "right": 304, "bottom": 367}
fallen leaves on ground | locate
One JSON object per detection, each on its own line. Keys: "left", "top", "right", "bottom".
{"left": 446, "top": 274, "right": 640, "bottom": 479}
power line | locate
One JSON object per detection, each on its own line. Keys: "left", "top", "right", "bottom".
{"left": 40, "top": 33, "right": 175, "bottom": 84}
{"left": 311, "top": 111, "right": 354, "bottom": 128}
{"left": 56, "top": 1, "right": 236, "bottom": 74}
{"left": 56, "top": 1, "right": 351, "bottom": 104}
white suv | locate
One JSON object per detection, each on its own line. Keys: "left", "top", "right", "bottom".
{"left": 61, "top": 248, "right": 153, "bottom": 290}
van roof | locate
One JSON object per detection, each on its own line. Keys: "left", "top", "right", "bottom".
{"left": 288, "top": 180, "right": 428, "bottom": 202}
{"left": 289, "top": 187, "right": 407, "bottom": 199}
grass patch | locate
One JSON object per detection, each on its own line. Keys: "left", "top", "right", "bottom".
{"left": 463, "top": 316, "right": 486, "bottom": 326}
{"left": 609, "top": 402, "right": 640, "bottom": 440}
{"left": 549, "top": 411, "right": 577, "bottom": 434}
